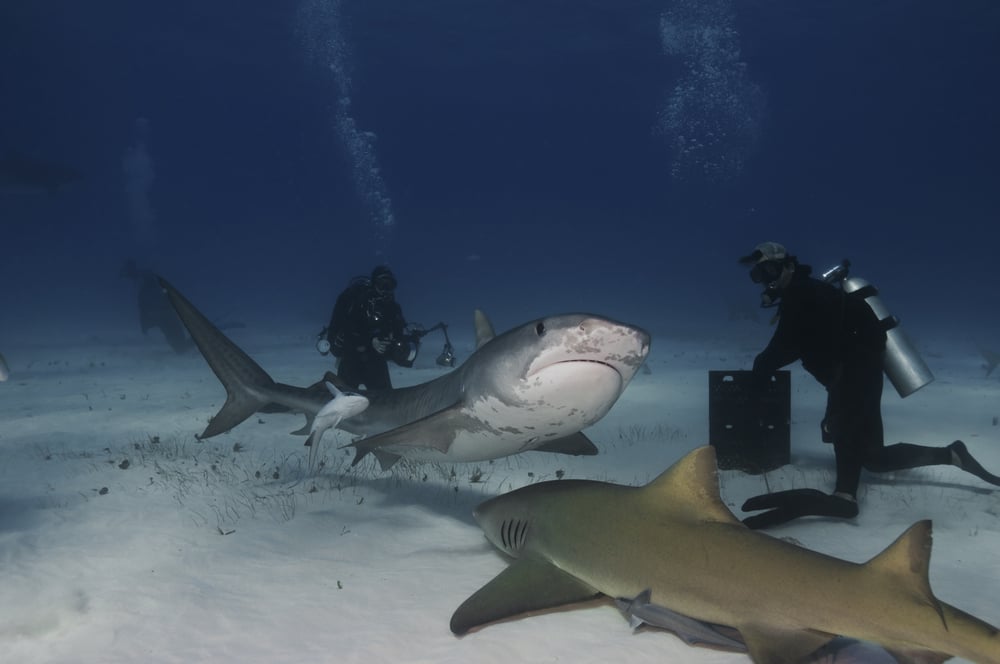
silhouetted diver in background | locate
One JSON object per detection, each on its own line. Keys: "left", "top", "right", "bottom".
{"left": 121, "top": 260, "right": 193, "bottom": 353}
{"left": 0, "top": 150, "right": 81, "bottom": 195}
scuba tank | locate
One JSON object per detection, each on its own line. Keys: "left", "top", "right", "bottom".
{"left": 822, "top": 260, "right": 934, "bottom": 398}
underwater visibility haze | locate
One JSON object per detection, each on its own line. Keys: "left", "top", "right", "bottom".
{"left": 1, "top": 0, "right": 998, "bottom": 341}
{"left": 2, "top": 2, "right": 1000, "bottom": 663}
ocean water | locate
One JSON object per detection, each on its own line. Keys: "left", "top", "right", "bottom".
{"left": 1, "top": 3, "right": 1000, "bottom": 662}
{"left": 2, "top": 0, "right": 998, "bottom": 344}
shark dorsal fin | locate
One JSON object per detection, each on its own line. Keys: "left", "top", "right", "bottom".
{"left": 865, "top": 520, "right": 933, "bottom": 578}
{"left": 865, "top": 520, "right": 945, "bottom": 627}
{"left": 640, "top": 446, "right": 740, "bottom": 525}
{"left": 474, "top": 309, "right": 495, "bottom": 349}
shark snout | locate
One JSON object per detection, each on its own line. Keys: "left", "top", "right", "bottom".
{"left": 523, "top": 316, "right": 650, "bottom": 388}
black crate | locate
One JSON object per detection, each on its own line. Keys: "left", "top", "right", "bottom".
{"left": 708, "top": 370, "right": 790, "bottom": 473}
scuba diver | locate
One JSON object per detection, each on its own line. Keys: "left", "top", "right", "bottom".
{"left": 121, "top": 259, "right": 193, "bottom": 353}
{"left": 320, "top": 265, "right": 418, "bottom": 391}
{"left": 738, "top": 242, "right": 1000, "bottom": 529}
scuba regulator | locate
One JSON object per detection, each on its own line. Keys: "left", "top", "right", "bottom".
{"left": 821, "top": 259, "right": 934, "bottom": 398}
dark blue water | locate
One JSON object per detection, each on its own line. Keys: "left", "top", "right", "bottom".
{"left": 2, "top": 0, "right": 998, "bottom": 347}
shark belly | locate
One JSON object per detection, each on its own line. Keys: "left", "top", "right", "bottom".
{"left": 381, "top": 362, "right": 624, "bottom": 463}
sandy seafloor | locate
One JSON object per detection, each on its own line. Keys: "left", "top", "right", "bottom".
{"left": 2, "top": 317, "right": 999, "bottom": 664}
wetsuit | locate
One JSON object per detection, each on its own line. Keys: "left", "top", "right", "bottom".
{"left": 745, "top": 264, "right": 957, "bottom": 527}
{"left": 325, "top": 280, "right": 407, "bottom": 390}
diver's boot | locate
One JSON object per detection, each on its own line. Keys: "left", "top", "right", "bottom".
{"left": 950, "top": 440, "right": 1000, "bottom": 486}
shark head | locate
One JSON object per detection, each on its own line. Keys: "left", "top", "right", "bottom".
{"left": 463, "top": 314, "right": 650, "bottom": 434}
{"left": 472, "top": 478, "right": 599, "bottom": 559}
{"left": 473, "top": 487, "right": 539, "bottom": 558}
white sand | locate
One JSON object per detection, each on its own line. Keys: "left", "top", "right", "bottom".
{"left": 1, "top": 325, "right": 998, "bottom": 663}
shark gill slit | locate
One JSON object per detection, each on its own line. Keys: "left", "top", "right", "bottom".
{"left": 501, "top": 519, "right": 527, "bottom": 553}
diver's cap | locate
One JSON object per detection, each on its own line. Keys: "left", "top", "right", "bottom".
{"left": 739, "top": 241, "right": 787, "bottom": 266}
{"left": 371, "top": 265, "right": 397, "bottom": 291}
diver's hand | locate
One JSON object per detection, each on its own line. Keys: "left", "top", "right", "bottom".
{"left": 741, "top": 489, "right": 858, "bottom": 529}
{"left": 371, "top": 337, "right": 390, "bottom": 354}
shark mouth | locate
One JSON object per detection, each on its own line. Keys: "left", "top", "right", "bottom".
{"left": 527, "top": 359, "right": 624, "bottom": 380}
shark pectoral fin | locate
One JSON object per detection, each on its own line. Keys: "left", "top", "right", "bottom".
{"left": 348, "top": 403, "right": 467, "bottom": 467}
{"left": 739, "top": 625, "right": 835, "bottom": 664}
{"left": 532, "top": 432, "right": 599, "bottom": 456}
{"left": 290, "top": 419, "right": 312, "bottom": 436}
{"left": 372, "top": 450, "right": 402, "bottom": 471}
{"left": 450, "top": 557, "right": 600, "bottom": 635}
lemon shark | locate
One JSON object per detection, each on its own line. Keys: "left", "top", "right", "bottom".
{"left": 452, "top": 446, "right": 1000, "bottom": 663}
{"left": 157, "top": 277, "right": 650, "bottom": 469}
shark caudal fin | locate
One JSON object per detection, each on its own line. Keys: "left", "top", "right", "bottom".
{"left": 157, "top": 276, "right": 275, "bottom": 438}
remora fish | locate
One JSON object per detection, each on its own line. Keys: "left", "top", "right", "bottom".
{"left": 158, "top": 277, "right": 649, "bottom": 469}
{"left": 452, "top": 446, "right": 1000, "bottom": 664}
{"left": 305, "top": 381, "right": 369, "bottom": 470}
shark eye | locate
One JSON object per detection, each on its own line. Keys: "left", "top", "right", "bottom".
{"left": 535, "top": 322, "right": 546, "bottom": 337}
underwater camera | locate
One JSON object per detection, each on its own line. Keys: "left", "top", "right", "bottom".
{"left": 436, "top": 341, "right": 456, "bottom": 368}
{"left": 407, "top": 321, "right": 457, "bottom": 368}
{"left": 388, "top": 337, "right": 419, "bottom": 368}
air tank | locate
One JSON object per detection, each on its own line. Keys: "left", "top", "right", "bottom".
{"left": 842, "top": 276, "right": 934, "bottom": 398}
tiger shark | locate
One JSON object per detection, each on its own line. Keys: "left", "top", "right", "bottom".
{"left": 452, "top": 446, "right": 1000, "bottom": 664}
{"left": 157, "top": 277, "right": 650, "bottom": 469}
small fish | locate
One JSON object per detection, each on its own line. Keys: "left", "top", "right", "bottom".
{"left": 0, "top": 352, "right": 8, "bottom": 381}
{"left": 305, "top": 382, "right": 369, "bottom": 470}
{"left": 615, "top": 589, "right": 746, "bottom": 651}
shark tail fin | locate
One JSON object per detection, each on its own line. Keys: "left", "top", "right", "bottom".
{"left": 158, "top": 276, "right": 275, "bottom": 438}
{"left": 864, "top": 520, "right": 946, "bottom": 627}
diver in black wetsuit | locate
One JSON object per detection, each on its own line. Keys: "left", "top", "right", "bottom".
{"left": 322, "top": 265, "right": 416, "bottom": 391}
{"left": 121, "top": 260, "right": 193, "bottom": 353}
{"left": 738, "top": 242, "right": 1000, "bottom": 529}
